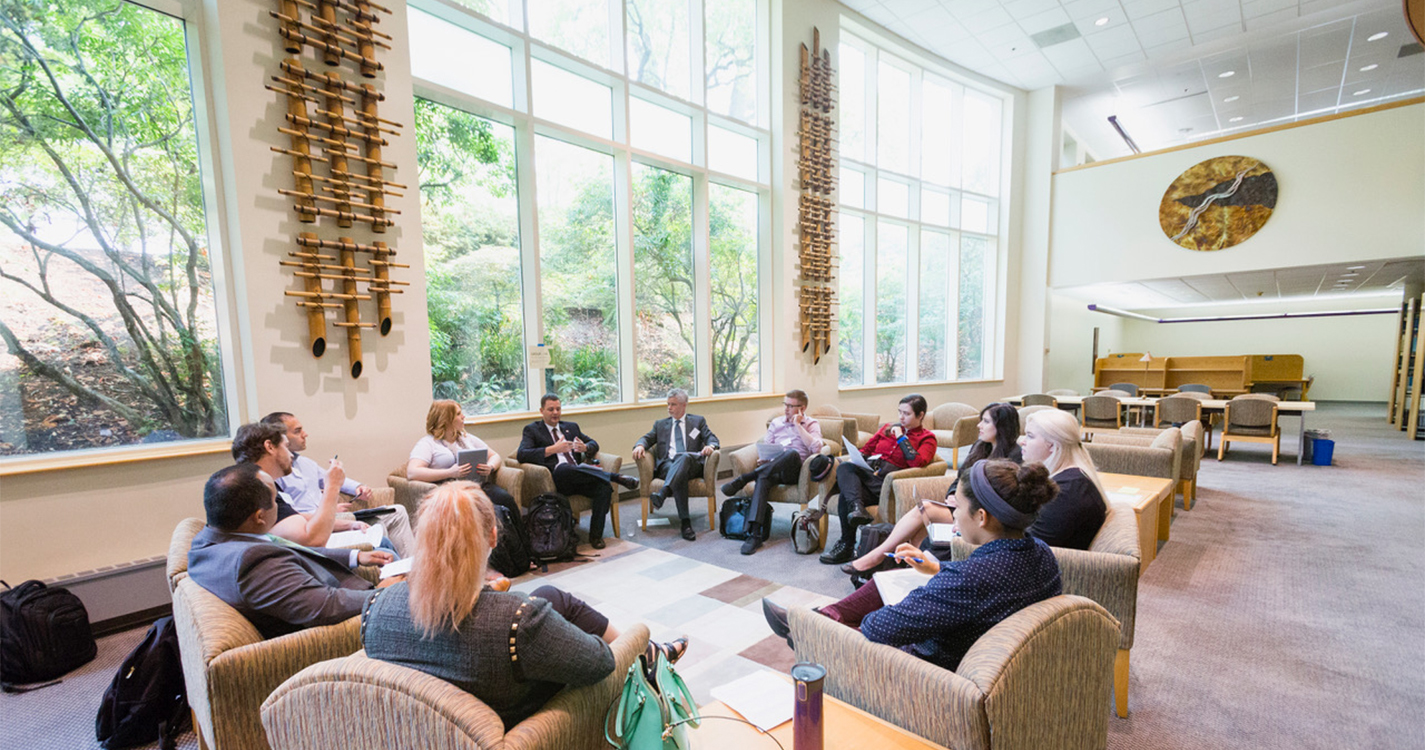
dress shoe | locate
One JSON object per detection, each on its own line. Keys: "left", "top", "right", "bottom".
{"left": 840, "top": 561, "right": 869, "bottom": 577}
{"left": 761, "top": 599, "right": 793, "bottom": 648}
{"left": 819, "top": 537, "right": 854, "bottom": 564}
{"left": 590, "top": 536, "right": 607, "bottom": 550}
{"left": 847, "top": 500, "right": 872, "bottom": 525}
{"left": 649, "top": 490, "right": 665, "bottom": 510}
{"left": 719, "top": 478, "right": 747, "bottom": 497}
{"left": 680, "top": 519, "right": 696, "bottom": 541}
{"left": 643, "top": 637, "right": 690, "bottom": 681}
{"left": 613, "top": 474, "right": 639, "bottom": 491}
{"left": 740, "top": 535, "right": 762, "bottom": 555}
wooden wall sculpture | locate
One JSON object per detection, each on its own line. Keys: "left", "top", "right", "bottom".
{"left": 797, "top": 28, "right": 836, "bottom": 364}
{"left": 266, "top": 0, "right": 407, "bottom": 378}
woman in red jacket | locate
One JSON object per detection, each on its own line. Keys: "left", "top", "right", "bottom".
{"left": 820, "top": 394, "right": 938, "bottom": 564}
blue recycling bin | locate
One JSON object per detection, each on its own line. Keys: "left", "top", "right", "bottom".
{"left": 1311, "top": 438, "right": 1335, "bottom": 466}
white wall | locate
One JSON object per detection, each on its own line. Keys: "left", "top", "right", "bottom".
{"left": 0, "top": 0, "right": 1035, "bottom": 582}
{"left": 1048, "top": 103, "right": 1425, "bottom": 289}
{"left": 1044, "top": 291, "right": 1122, "bottom": 395}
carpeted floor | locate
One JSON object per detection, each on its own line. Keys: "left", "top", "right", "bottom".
{"left": 7, "top": 402, "right": 1422, "bottom": 748}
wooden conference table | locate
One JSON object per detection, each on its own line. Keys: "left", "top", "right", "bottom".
{"left": 1099, "top": 472, "right": 1176, "bottom": 570}
{"left": 1007, "top": 395, "right": 1319, "bottom": 465}
{"left": 694, "top": 694, "right": 948, "bottom": 749}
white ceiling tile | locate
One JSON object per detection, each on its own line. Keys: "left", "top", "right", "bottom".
{"left": 902, "top": 6, "right": 957, "bottom": 29}
{"left": 938, "top": 0, "right": 986, "bottom": 19}
{"left": 1124, "top": 0, "right": 1182, "bottom": 21}
{"left": 1244, "top": 7, "right": 1298, "bottom": 31}
{"left": 959, "top": 5, "right": 1015, "bottom": 33}
{"left": 1189, "top": 23, "right": 1243, "bottom": 46}
{"left": 1136, "top": 24, "right": 1193, "bottom": 49}
{"left": 1073, "top": 8, "right": 1130, "bottom": 37}
{"left": 887, "top": 0, "right": 939, "bottom": 19}
{"left": 841, "top": 0, "right": 879, "bottom": 10}
{"left": 1005, "top": 0, "right": 1062, "bottom": 20}
{"left": 1102, "top": 50, "right": 1150, "bottom": 69}
{"left": 1250, "top": 98, "right": 1296, "bottom": 119}
{"left": 1297, "top": 23, "right": 1352, "bottom": 64}
{"left": 1145, "top": 38, "right": 1196, "bottom": 60}
{"left": 1132, "top": 7, "right": 1190, "bottom": 34}
{"left": 1297, "top": 87, "right": 1342, "bottom": 112}
{"left": 1182, "top": 0, "right": 1242, "bottom": 33}
{"left": 1041, "top": 37, "right": 1101, "bottom": 68}
{"left": 1018, "top": 7, "right": 1075, "bottom": 35}
{"left": 1299, "top": 0, "right": 1355, "bottom": 17}
{"left": 1063, "top": 0, "right": 1121, "bottom": 21}
{"left": 1086, "top": 26, "right": 1144, "bottom": 57}
{"left": 1241, "top": 0, "right": 1296, "bottom": 19}
{"left": 1298, "top": 61, "right": 1346, "bottom": 91}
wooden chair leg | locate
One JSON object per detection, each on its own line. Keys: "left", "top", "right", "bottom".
{"left": 1272, "top": 437, "right": 1279, "bottom": 465}
{"left": 1115, "top": 648, "right": 1130, "bottom": 718}
{"left": 707, "top": 496, "right": 716, "bottom": 531}
{"left": 641, "top": 496, "right": 650, "bottom": 529}
{"left": 1182, "top": 479, "right": 1195, "bottom": 510}
{"left": 1217, "top": 438, "right": 1227, "bottom": 461}
{"left": 610, "top": 498, "right": 621, "bottom": 538}
{"left": 951, "top": 445, "right": 959, "bottom": 469}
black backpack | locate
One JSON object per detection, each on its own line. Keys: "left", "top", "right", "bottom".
{"left": 523, "top": 493, "right": 579, "bottom": 568}
{"left": 487, "top": 502, "right": 534, "bottom": 578}
{"left": 95, "top": 616, "right": 190, "bottom": 750}
{"left": 719, "top": 497, "right": 772, "bottom": 541}
{"left": 0, "top": 579, "right": 97, "bottom": 689}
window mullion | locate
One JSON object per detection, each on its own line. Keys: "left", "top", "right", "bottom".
{"left": 947, "top": 231, "right": 961, "bottom": 382}
{"left": 692, "top": 175, "right": 712, "bottom": 397}
{"left": 516, "top": 43, "right": 545, "bottom": 408}
{"left": 905, "top": 227, "right": 920, "bottom": 384}
{"left": 861, "top": 216, "right": 876, "bottom": 385}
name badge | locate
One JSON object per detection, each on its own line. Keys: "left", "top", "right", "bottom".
{"left": 689, "top": 427, "right": 700, "bottom": 439}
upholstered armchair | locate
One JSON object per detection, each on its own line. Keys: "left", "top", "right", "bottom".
{"left": 889, "top": 473, "right": 956, "bottom": 522}
{"left": 167, "top": 517, "right": 207, "bottom": 593}
{"left": 387, "top": 463, "right": 526, "bottom": 521}
{"left": 1099, "top": 421, "right": 1203, "bottom": 509}
{"left": 727, "top": 415, "right": 843, "bottom": 538}
{"left": 928, "top": 402, "right": 979, "bottom": 468}
{"left": 1020, "top": 393, "right": 1057, "bottom": 407}
{"left": 789, "top": 595, "right": 1118, "bottom": 749}
{"left": 814, "top": 404, "right": 879, "bottom": 448}
{"left": 635, "top": 449, "right": 721, "bottom": 532}
{"left": 1047, "top": 388, "right": 1079, "bottom": 397}
{"left": 1218, "top": 395, "right": 1281, "bottom": 465}
{"left": 945, "top": 500, "right": 1142, "bottom": 718}
{"left": 1017, "top": 404, "right": 1053, "bottom": 424}
{"left": 1081, "top": 395, "right": 1124, "bottom": 436}
{"left": 826, "top": 456, "right": 948, "bottom": 524}
{"left": 260, "top": 625, "right": 650, "bottom": 750}
{"left": 508, "top": 454, "right": 625, "bottom": 538}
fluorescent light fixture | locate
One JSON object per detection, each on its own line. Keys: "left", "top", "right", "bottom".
{"left": 1218, "top": 70, "right": 1235, "bottom": 78}
{"left": 1346, "top": 265, "right": 1365, "bottom": 270}
{"left": 1360, "top": 64, "right": 1379, "bottom": 72}
{"left": 1353, "top": 89, "right": 1371, "bottom": 96}
{"left": 1095, "top": 17, "right": 1109, "bottom": 26}
{"left": 1229, "top": 116, "right": 1244, "bottom": 122}
{"left": 1224, "top": 95, "right": 1240, "bottom": 102}
{"left": 1368, "top": 31, "right": 1388, "bottom": 41}
{"left": 1089, "top": 305, "right": 1397, "bottom": 323}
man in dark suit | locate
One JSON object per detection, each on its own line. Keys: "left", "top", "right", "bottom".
{"left": 632, "top": 388, "right": 720, "bottom": 541}
{"left": 517, "top": 393, "right": 638, "bottom": 549}
{"left": 187, "top": 463, "right": 398, "bottom": 638}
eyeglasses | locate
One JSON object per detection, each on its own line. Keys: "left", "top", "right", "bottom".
{"left": 783, "top": 402, "right": 802, "bottom": 408}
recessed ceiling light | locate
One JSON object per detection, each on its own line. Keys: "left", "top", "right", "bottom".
{"left": 1095, "top": 17, "right": 1110, "bottom": 26}
{"left": 1224, "top": 95, "right": 1240, "bottom": 103}
{"left": 1360, "top": 63, "right": 1379, "bottom": 72}
{"left": 1229, "top": 116, "right": 1244, "bottom": 122}
{"left": 1353, "top": 89, "right": 1371, "bottom": 96}
{"left": 1368, "top": 32, "right": 1389, "bottom": 41}
{"left": 1218, "top": 70, "right": 1235, "bottom": 78}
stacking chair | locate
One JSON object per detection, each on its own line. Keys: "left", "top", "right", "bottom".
{"left": 1177, "top": 383, "right": 1212, "bottom": 395}
{"left": 261, "top": 626, "right": 650, "bottom": 750}
{"left": 789, "top": 596, "right": 1119, "bottom": 748}
{"left": 927, "top": 402, "right": 979, "bottom": 468}
{"left": 1108, "top": 382, "right": 1139, "bottom": 396}
{"left": 1153, "top": 395, "right": 1202, "bottom": 432}
{"left": 1218, "top": 395, "right": 1281, "bottom": 464}
{"left": 387, "top": 464, "right": 524, "bottom": 521}
{"left": 1080, "top": 395, "right": 1124, "bottom": 437}
{"left": 1173, "top": 390, "right": 1217, "bottom": 448}
{"left": 635, "top": 449, "right": 721, "bottom": 531}
{"left": 1020, "top": 393, "right": 1058, "bottom": 407}
{"left": 1047, "top": 388, "right": 1078, "bottom": 397}
{"left": 509, "top": 454, "right": 627, "bottom": 538}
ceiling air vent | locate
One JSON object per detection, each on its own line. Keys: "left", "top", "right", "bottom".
{"left": 1399, "top": 42, "right": 1423, "bottom": 58}
{"left": 1031, "top": 23, "right": 1083, "bottom": 49}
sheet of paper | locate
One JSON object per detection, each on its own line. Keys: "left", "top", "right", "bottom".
{"left": 841, "top": 436, "right": 870, "bottom": 470}
{"left": 710, "top": 669, "right": 795, "bottom": 731}
{"left": 872, "top": 567, "right": 935, "bottom": 607}
{"left": 927, "top": 523, "right": 958, "bottom": 545}
{"left": 328, "top": 523, "right": 383, "bottom": 549}
{"left": 1107, "top": 492, "right": 1140, "bottom": 504}
{"left": 380, "top": 556, "right": 413, "bottom": 580}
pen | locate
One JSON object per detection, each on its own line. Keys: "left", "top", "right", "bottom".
{"left": 885, "top": 552, "right": 925, "bottom": 564}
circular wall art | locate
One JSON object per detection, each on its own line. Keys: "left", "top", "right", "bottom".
{"left": 1158, "top": 155, "right": 1277, "bottom": 251}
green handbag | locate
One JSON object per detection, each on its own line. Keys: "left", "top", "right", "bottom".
{"left": 605, "top": 649, "right": 699, "bottom": 750}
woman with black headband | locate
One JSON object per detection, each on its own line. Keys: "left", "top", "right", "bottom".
{"left": 761, "top": 459, "right": 1062, "bottom": 671}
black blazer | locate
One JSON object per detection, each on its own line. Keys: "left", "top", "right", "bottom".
{"left": 517, "top": 419, "right": 600, "bottom": 470}
{"left": 635, "top": 414, "right": 720, "bottom": 463}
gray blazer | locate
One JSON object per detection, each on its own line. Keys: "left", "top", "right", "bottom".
{"left": 187, "top": 526, "right": 373, "bottom": 638}
{"left": 635, "top": 414, "right": 719, "bottom": 464}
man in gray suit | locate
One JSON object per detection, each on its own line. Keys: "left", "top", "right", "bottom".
{"left": 632, "top": 388, "right": 720, "bottom": 541}
{"left": 187, "top": 463, "right": 398, "bottom": 638}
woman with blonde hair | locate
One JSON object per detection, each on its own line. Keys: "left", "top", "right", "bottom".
{"left": 1018, "top": 408, "right": 1107, "bottom": 550}
{"left": 362, "top": 482, "right": 686, "bottom": 728}
{"left": 406, "top": 399, "right": 517, "bottom": 514}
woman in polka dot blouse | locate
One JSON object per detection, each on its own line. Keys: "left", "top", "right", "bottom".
{"left": 763, "top": 459, "right": 1062, "bottom": 671}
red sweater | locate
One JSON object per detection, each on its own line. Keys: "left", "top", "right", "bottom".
{"left": 861, "top": 425, "right": 938, "bottom": 469}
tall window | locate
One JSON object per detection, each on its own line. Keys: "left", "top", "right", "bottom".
{"left": 0, "top": 0, "right": 230, "bottom": 458}
{"left": 838, "top": 29, "right": 1006, "bottom": 386}
{"left": 411, "top": 0, "right": 767, "bottom": 415}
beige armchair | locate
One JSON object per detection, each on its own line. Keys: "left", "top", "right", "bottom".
{"left": 789, "top": 595, "right": 1118, "bottom": 750}
{"left": 1098, "top": 421, "right": 1203, "bottom": 509}
{"left": 928, "top": 403, "right": 978, "bottom": 468}
{"left": 829, "top": 457, "right": 949, "bottom": 523}
{"left": 726, "top": 413, "right": 843, "bottom": 539}
{"left": 509, "top": 454, "right": 625, "bottom": 538}
{"left": 889, "top": 473, "right": 955, "bottom": 522}
{"left": 387, "top": 464, "right": 525, "bottom": 521}
{"left": 167, "top": 516, "right": 207, "bottom": 592}
{"left": 635, "top": 449, "right": 721, "bottom": 532}
{"left": 260, "top": 625, "right": 650, "bottom": 750}
{"left": 814, "top": 404, "right": 879, "bottom": 448}
{"left": 946, "top": 500, "right": 1142, "bottom": 718}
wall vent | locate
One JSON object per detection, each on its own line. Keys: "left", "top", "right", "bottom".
{"left": 1031, "top": 23, "right": 1082, "bottom": 49}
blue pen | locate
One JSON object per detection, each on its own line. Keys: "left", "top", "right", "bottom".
{"left": 885, "top": 552, "right": 925, "bottom": 564}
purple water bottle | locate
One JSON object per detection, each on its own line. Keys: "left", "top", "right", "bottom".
{"left": 791, "top": 662, "right": 826, "bottom": 750}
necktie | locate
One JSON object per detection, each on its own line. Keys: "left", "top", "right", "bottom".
{"left": 551, "top": 425, "right": 569, "bottom": 464}
{"left": 674, "top": 419, "right": 685, "bottom": 455}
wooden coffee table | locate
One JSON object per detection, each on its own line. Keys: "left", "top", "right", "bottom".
{"left": 691, "top": 695, "right": 948, "bottom": 749}
{"left": 1100, "top": 472, "right": 1175, "bottom": 571}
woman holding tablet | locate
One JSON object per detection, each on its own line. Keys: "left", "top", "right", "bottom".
{"left": 406, "top": 400, "right": 517, "bottom": 514}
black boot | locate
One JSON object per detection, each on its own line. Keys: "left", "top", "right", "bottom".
{"left": 819, "top": 536, "right": 854, "bottom": 564}
{"left": 847, "top": 497, "right": 872, "bottom": 524}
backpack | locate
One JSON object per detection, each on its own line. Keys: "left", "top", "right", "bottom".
{"left": 718, "top": 497, "right": 771, "bottom": 541}
{"left": 0, "top": 579, "right": 97, "bottom": 689}
{"left": 523, "top": 493, "right": 579, "bottom": 568}
{"left": 790, "top": 509, "right": 824, "bottom": 554}
{"left": 95, "top": 616, "right": 190, "bottom": 750}
{"left": 487, "top": 502, "right": 534, "bottom": 578}
{"left": 854, "top": 523, "right": 897, "bottom": 562}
